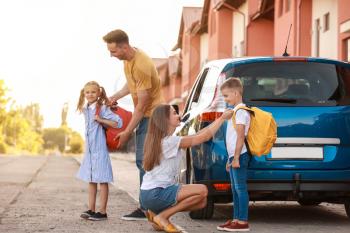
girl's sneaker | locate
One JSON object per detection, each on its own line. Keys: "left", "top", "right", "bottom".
{"left": 88, "top": 212, "right": 108, "bottom": 221}
{"left": 80, "top": 210, "right": 95, "bottom": 219}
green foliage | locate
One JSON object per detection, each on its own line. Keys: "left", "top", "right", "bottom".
{"left": 42, "top": 127, "right": 83, "bottom": 154}
{"left": 0, "top": 80, "right": 43, "bottom": 154}
{"left": 0, "top": 79, "right": 83, "bottom": 155}
{"left": 0, "top": 141, "right": 7, "bottom": 153}
{"left": 68, "top": 131, "right": 84, "bottom": 153}
{"left": 43, "top": 127, "right": 67, "bottom": 152}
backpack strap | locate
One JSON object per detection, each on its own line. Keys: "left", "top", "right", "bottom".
{"left": 232, "top": 106, "right": 253, "bottom": 128}
{"left": 231, "top": 106, "right": 253, "bottom": 156}
{"left": 95, "top": 104, "right": 101, "bottom": 117}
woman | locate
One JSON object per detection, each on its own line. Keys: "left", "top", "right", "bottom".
{"left": 140, "top": 104, "right": 233, "bottom": 232}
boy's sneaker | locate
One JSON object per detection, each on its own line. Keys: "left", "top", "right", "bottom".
{"left": 121, "top": 208, "right": 147, "bottom": 221}
{"left": 80, "top": 210, "right": 95, "bottom": 219}
{"left": 88, "top": 212, "right": 108, "bottom": 221}
{"left": 217, "top": 220, "right": 233, "bottom": 231}
{"left": 224, "top": 222, "right": 250, "bottom": 232}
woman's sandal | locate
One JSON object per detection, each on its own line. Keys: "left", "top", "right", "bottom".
{"left": 152, "top": 215, "right": 181, "bottom": 233}
{"left": 146, "top": 210, "right": 163, "bottom": 231}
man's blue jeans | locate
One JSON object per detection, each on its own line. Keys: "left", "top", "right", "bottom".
{"left": 135, "top": 117, "right": 149, "bottom": 186}
{"left": 229, "top": 152, "right": 250, "bottom": 221}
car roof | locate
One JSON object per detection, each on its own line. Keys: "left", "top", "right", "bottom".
{"left": 204, "top": 56, "right": 350, "bottom": 72}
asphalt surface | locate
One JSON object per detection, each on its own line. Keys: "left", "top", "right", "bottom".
{"left": 0, "top": 154, "right": 349, "bottom": 233}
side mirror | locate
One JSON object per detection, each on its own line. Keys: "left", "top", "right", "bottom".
{"left": 171, "top": 104, "right": 179, "bottom": 115}
{"left": 181, "top": 113, "right": 190, "bottom": 122}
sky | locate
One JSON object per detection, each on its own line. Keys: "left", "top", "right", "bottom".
{"left": 0, "top": 0, "right": 204, "bottom": 135}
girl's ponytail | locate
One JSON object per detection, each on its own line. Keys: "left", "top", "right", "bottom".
{"left": 76, "top": 88, "right": 85, "bottom": 112}
{"left": 99, "top": 86, "right": 109, "bottom": 106}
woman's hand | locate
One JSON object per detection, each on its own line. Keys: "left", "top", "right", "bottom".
{"left": 221, "top": 109, "right": 234, "bottom": 120}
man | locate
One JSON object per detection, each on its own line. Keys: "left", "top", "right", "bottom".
{"left": 103, "top": 29, "right": 163, "bottom": 220}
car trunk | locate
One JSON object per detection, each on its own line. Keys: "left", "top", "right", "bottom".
{"left": 249, "top": 106, "right": 350, "bottom": 170}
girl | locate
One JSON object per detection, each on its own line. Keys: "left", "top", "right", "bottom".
{"left": 76, "top": 81, "right": 123, "bottom": 221}
{"left": 140, "top": 104, "right": 234, "bottom": 233}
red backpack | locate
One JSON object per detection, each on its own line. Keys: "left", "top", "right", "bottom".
{"left": 95, "top": 104, "right": 132, "bottom": 151}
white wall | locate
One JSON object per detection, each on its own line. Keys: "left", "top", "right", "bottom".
{"left": 232, "top": 1, "right": 248, "bottom": 57}
{"left": 312, "top": 0, "right": 338, "bottom": 59}
{"left": 200, "top": 33, "right": 208, "bottom": 68}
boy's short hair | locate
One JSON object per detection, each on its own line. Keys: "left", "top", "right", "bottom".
{"left": 103, "top": 29, "right": 129, "bottom": 45}
{"left": 220, "top": 77, "right": 243, "bottom": 95}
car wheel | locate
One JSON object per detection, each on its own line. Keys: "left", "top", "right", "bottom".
{"left": 189, "top": 196, "right": 214, "bottom": 219}
{"left": 297, "top": 200, "right": 321, "bottom": 206}
{"left": 345, "top": 201, "right": 350, "bottom": 219}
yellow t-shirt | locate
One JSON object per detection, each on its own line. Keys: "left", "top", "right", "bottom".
{"left": 123, "top": 49, "right": 164, "bottom": 117}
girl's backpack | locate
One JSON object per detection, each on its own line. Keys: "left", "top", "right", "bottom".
{"left": 96, "top": 105, "right": 132, "bottom": 151}
{"left": 233, "top": 106, "right": 277, "bottom": 157}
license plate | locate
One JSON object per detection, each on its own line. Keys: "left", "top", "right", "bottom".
{"left": 269, "top": 147, "right": 323, "bottom": 160}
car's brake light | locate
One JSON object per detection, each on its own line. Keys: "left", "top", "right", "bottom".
{"left": 273, "top": 57, "right": 307, "bottom": 62}
{"left": 199, "top": 112, "right": 223, "bottom": 122}
{"left": 213, "top": 183, "right": 231, "bottom": 191}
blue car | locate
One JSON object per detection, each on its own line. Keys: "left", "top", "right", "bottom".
{"left": 177, "top": 57, "right": 350, "bottom": 219}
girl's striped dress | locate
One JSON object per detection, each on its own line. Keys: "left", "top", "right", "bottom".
{"left": 77, "top": 102, "right": 123, "bottom": 183}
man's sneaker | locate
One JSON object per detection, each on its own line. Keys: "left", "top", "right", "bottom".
{"left": 80, "top": 210, "right": 95, "bottom": 219}
{"left": 217, "top": 220, "right": 233, "bottom": 231}
{"left": 224, "top": 222, "right": 250, "bottom": 232}
{"left": 88, "top": 212, "right": 108, "bottom": 221}
{"left": 121, "top": 208, "right": 147, "bottom": 221}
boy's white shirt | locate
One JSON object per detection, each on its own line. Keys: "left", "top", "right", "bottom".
{"left": 226, "top": 103, "right": 251, "bottom": 158}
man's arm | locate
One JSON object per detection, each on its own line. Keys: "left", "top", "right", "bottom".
{"left": 116, "top": 89, "right": 151, "bottom": 147}
{"left": 126, "top": 89, "right": 150, "bottom": 133}
{"left": 109, "top": 83, "right": 130, "bottom": 103}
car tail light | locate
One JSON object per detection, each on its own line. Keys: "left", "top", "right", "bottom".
{"left": 199, "top": 112, "right": 223, "bottom": 122}
{"left": 213, "top": 183, "right": 231, "bottom": 191}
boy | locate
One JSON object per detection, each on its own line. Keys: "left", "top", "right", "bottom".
{"left": 217, "top": 77, "right": 251, "bottom": 232}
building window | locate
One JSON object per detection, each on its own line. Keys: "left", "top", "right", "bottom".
{"left": 324, "top": 12, "right": 330, "bottom": 32}
{"left": 285, "top": 0, "right": 291, "bottom": 12}
{"left": 315, "top": 18, "right": 320, "bottom": 57}
{"left": 240, "top": 41, "right": 245, "bottom": 56}
{"left": 278, "top": 0, "right": 284, "bottom": 17}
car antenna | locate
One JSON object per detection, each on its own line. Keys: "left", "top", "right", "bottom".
{"left": 283, "top": 24, "right": 292, "bottom": 57}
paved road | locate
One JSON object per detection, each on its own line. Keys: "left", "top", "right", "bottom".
{"left": 0, "top": 154, "right": 349, "bottom": 233}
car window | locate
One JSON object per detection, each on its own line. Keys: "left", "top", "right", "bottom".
{"left": 185, "top": 68, "right": 209, "bottom": 111}
{"left": 196, "top": 66, "right": 220, "bottom": 109}
{"left": 225, "top": 62, "right": 350, "bottom": 106}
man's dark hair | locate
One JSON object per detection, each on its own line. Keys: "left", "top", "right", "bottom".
{"left": 103, "top": 29, "right": 129, "bottom": 44}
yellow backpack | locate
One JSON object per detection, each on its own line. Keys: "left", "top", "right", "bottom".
{"left": 233, "top": 106, "right": 277, "bottom": 157}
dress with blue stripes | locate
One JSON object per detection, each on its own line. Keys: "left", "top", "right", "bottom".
{"left": 76, "top": 102, "right": 123, "bottom": 183}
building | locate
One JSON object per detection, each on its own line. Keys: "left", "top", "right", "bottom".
{"left": 159, "top": 0, "right": 350, "bottom": 111}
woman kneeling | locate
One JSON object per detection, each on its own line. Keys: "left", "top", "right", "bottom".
{"left": 140, "top": 104, "right": 233, "bottom": 232}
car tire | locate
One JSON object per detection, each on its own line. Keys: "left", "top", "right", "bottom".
{"left": 189, "top": 196, "right": 214, "bottom": 219}
{"left": 345, "top": 201, "right": 350, "bottom": 219}
{"left": 297, "top": 200, "right": 321, "bottom": 206}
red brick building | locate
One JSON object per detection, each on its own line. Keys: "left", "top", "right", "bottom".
{"left": 157, "top": 0, "right": 350, "bottom": 111}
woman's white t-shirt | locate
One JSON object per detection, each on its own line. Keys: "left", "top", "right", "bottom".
{"left": 141, "top": 135, "right": 183, "bottom": 190}
{"left": 226, "top": 103, "right": 251, "bottom": 158}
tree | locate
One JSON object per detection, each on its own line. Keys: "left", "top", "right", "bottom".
{"left": 22, "top": 103, "right": 43, "bottom": 133}
{"left": 42, "top": 128, "right": 66, "bottom": 152}
{"left": 68, "top": 131, "right": 84, "bottom": 153}
{"left": 0, "top": 80, "right": 9, "bottom": 153}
